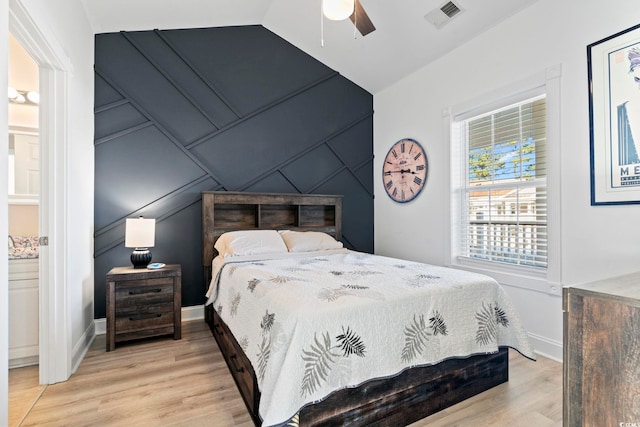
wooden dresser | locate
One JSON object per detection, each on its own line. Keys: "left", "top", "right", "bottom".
{"left": 106, "top": 264, "right": 182, "bottom": 351}
{"left": 563, "top": 272, "right": 640, "bottom": 426}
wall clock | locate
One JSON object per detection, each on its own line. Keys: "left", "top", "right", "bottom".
{"left": 382, "top": 138, "right": 428, "bottom": 203}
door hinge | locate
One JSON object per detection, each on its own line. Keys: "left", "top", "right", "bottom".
{"left": 39, "top": 236, "right": 49, "bottom": 246}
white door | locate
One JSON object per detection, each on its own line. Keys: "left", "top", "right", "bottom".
{"left": 12, "top": 133, "right": 39, "bottom": 196}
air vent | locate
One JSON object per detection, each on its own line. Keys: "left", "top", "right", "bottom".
{"left": 441, "top": 1, "right": 461, "bottom": 18}
{"left": 425, "top": 0, "right": 464, "bottom": 29}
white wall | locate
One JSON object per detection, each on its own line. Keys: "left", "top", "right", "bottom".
{"left": 374, "top": 0, "right": 640, "bottom": 362}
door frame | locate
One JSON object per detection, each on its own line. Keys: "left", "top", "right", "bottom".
{"left": 10, "top": 0, "right": 71, "bottom": 384}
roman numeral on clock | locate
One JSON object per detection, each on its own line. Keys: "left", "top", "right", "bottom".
{"left": 413, "top": 176, "right": 422, "bottom": 185}
{"left": 386, "top": 180, "right": 393, "bottom": 190}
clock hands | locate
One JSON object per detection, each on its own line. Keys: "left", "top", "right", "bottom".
{"left": 387, "top": 168, "right": 417, "bottom": 175}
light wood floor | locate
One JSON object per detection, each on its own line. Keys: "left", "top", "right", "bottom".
{"left": 9, "top": 320, "right": 562, "bottom": 426}
{"left": 9, "top": 365, "right": 45, "bottom": 427}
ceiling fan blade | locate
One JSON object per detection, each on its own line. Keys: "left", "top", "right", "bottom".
{"left": 349, "top": 0, "right": 376, "bottom": 36}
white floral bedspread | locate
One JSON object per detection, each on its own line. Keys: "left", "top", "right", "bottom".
{"left": 206, "top": 250, "right": 535, "bottom": 426}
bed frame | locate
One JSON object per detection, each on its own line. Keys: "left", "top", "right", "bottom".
{"left": 202, "top": 191, "right": 509, "bottom": 426}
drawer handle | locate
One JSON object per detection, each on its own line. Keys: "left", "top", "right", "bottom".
{"left": 129, "top": 288, "right": 163, "bottom": 295}
{"left": 213, "top": 323, "right": 224, "bottom": 336}
{"left": 129, "top": 314, "right": 162, "bottom": 321}
{"left": 230, "top": 355, "right": 245, "bottom": 373}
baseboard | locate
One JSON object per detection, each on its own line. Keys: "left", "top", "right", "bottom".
{"left": 529, "top": 332, "right": 562, "bottom": 363}
{"left": 94, "top": 304, "right": 205, "bottom": 335}
{"left": 9, "top": 355, "right": 38, "bottom": 369}
{"left": 72, "top": 320, "right": 96, "bottom": 374}
{"left": 181, "top": 304, "right": 205, "bottom": 322}
{"left": 9, "top": 344, "right": 38, "bottom": 362}
{"left": 95, "top": 318, "right": 106, "bottom": 335}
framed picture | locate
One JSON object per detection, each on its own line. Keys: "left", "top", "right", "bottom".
{"left": 589, "top": 23, "right": 640, "bottom": 205}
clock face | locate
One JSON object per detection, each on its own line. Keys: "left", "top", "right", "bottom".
{"left": 382, "top": 138, "right": 428, "bottom": 203}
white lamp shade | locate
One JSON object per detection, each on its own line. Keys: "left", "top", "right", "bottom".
{"left": 125, "top": 217, "right": 156, "bottom": 248}
{"left": 322, "top": 0, "right": 354, "bottom": 20}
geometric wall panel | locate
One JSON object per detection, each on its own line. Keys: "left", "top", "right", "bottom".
{"left": 281, "top": 145, "right": 344, "bottom": 192}
{"left": 94, "top": 126, "right": 206, "bottom": 230}
{"left": 94, "top": 25, "right": 373, "bottom": 318}
{"left": 94, "top": 103, "right": 147, "bottom": 140}
{"left": 159, "top": 26, "right": 338, "bottom": 116}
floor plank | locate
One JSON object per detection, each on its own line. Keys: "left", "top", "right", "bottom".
{"left": 8, "top": 365, "right": 45, "bottom": 427}
{"left": 10, "top": 320, "right": 562, "bottom": 426}
{"left": 410, "top": 351, "right": 563, "bottom": 427}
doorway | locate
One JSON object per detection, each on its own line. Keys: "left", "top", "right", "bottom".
{"left": 8, "top": 0, "right": 72, "bottom": 388}
{"left": 7, "top": 31, "right": 43, "bottom": 426}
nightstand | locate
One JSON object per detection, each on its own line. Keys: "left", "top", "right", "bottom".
{"left": 106, "top": 264, "right": 181, "bottom": 351}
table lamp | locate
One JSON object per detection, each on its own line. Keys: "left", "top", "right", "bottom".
{"left": 125, "top": 216, "right": 155, "bottom": 268}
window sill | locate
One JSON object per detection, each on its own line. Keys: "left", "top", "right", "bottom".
{"left": 450, "top": 256, "right": 559, "bottom": 296}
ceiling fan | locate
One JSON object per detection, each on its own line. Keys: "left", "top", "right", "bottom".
{"left": 323, "top": 0, "right": 376, "bottom": 36}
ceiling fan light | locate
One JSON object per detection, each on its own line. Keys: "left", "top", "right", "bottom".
{"left": 323, "top": 0, "right": 354, "bottom": 21}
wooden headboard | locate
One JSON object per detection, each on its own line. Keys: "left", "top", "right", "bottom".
{"left": 201, "top": 191, "right": 343, "bottom": 280}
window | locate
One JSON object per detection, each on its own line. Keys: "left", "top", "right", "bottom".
{"left": 456, "top": 95, "right": 547, "bottom": 270}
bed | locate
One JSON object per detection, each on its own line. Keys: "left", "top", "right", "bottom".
{"left": 201, "top": 191, "right": 535, "bottom": 426}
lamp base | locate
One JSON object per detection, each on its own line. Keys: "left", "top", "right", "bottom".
{"left": 130, "top": 248, "right": 152, "bottom": 268}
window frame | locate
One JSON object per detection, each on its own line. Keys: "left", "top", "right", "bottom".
{"left": 459, "top": 94, "right": 548, "bottom": 270}
{"left": 444, "top": 65, "right": 562, "bottom": 294}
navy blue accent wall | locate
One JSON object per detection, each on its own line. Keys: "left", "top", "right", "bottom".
{"left": 94, "top": 25, "right": 374, "bottom": 318}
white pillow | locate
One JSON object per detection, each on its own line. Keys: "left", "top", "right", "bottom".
{"left": 279, "top": 230, "right": 343, "bottom": 252}
{"left": 214, "top": 230, "right": 288, "bottom": 257}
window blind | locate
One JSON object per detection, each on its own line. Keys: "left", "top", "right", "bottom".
{"left": 460, "top": 96, "right": 547, "bottom": 269}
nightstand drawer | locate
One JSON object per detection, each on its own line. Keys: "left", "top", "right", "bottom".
{"left": 115, "top": 309, "right": 174, "bottom": 332}
{"left": 115, "top": 279, "right": 174, "bottom": 304}
{"left": 116, "top": 299, "right": 174, "bottom": 317}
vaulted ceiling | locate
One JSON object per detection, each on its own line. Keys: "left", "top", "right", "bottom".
{"left": 81, "top": 0, "right": 538, "bottom": 93}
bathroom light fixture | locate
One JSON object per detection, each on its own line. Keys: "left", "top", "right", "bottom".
{"left": 125, "top": 216, "right": 156, "bottom": 268}
{"left": 26, "top": 91, "right": 39, "bottom": 104}
{"left": 8, "top": 87, "right": 39, "bottom": 105}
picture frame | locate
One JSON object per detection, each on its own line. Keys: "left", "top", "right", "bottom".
{"left": 588, "top": 23, "right": 640, "bottom": 205}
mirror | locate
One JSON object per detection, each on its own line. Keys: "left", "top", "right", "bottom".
{"left": 8, "top": 127, "right": 39, "bottom": 204}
